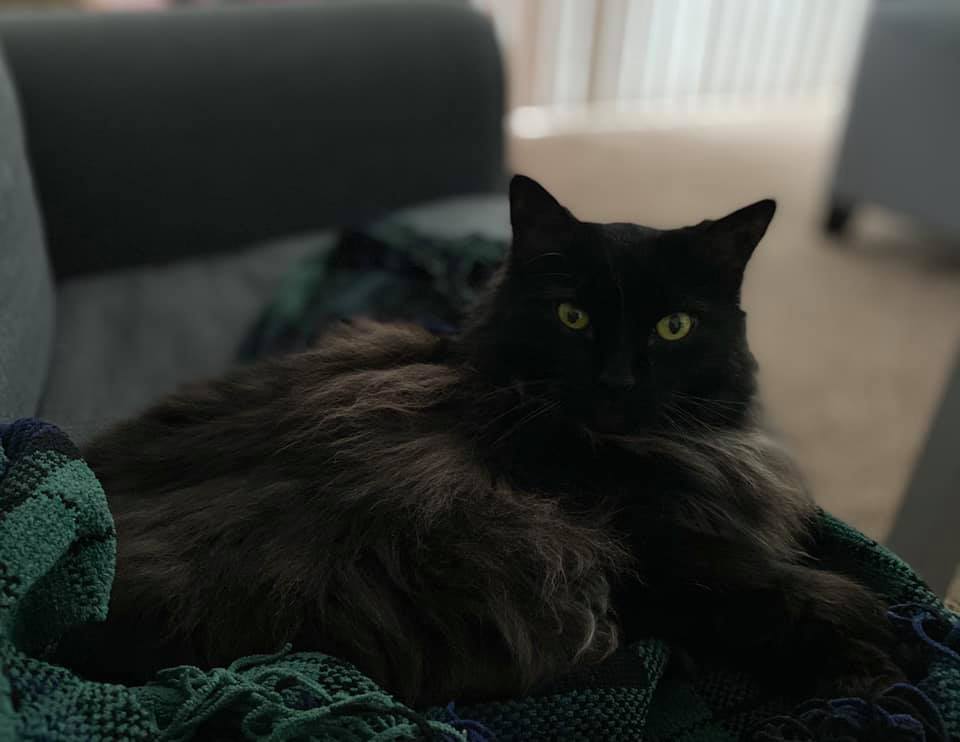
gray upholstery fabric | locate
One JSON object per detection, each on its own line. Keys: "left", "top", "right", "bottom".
{"left": 0, "top": 1, "right": 504, "bottom": 279}
{"left": 37, "top": 193, "right": 507, "bottom": 444}
{"left": 0, "top": 46, "right": 52, "bottom": 421}
{"left": 38, "top": 234, "right": 329, "bottom": 444}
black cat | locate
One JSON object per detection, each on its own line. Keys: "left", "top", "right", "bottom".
{"left": 56, "top": 175, "right": 900, "bottom": 707}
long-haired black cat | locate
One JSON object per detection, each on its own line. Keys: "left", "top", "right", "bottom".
{"left": 57, "top": 175, "right": 901, "bottom": 706}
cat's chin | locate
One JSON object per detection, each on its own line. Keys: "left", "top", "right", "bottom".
{"left": 590, "top": 409, "right": 629, "bottom": 434}
{"left": 586, "top": 401, "right": 657, "bottom": 435}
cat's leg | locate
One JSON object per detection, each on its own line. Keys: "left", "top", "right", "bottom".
{"left": 717, "top": 563, "right": 904, "bottom": 696}
{"left": 620, "top": 542, "right": 902, "bottom": 696}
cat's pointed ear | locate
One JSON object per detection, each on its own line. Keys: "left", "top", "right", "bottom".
{"left": 509, "top": 175, "right": 572, "bottom": 234}
{"left": 702, "top": 199, "right": 776, "bottom": 277}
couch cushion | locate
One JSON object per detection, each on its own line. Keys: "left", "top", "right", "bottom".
{"left": 38, "top": 234, "right": 330, "bottom": 444}
{"left": 0, "top": 46, "right": 53, "bottom": 421}
{"left": 37, "top": 193, "right": 507, "bottom": 444}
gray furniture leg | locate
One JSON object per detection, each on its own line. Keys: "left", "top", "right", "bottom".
{"left": 824, "top": 199, "right": 854, "bottom": 238}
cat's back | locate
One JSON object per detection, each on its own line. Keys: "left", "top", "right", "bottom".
{"left": 73, "top": 321, "right": 628, "bottom": 700}
{"left": 85, "top": 320, "right": 460, "bottom": 500}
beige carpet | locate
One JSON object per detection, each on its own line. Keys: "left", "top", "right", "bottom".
{"left": 509, "top": 109, "right": 960, "bottom": 540}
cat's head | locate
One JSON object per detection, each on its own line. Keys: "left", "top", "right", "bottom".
{"left": 463, "top": 175, "right": 775, "bottom": 435}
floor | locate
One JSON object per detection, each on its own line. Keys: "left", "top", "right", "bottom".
{"left": 509, "top": 106, "right": 960, "bottom": 541}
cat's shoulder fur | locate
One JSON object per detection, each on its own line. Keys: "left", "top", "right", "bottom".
{"left": 78, "top": 320, "right": 630, "bottom": 705}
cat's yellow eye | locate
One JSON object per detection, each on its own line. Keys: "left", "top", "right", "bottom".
{"left": 557, "top": 302, "right": 590, "bottom": 330}
{"left": 656, "top": 312, "right": 694, "bottom": 341}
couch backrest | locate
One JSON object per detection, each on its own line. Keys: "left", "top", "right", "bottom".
{"left": 0, "top": 2, "right": 504, "bottom": 280}
{"left": 0, "top": 43, "right": 52, "bottom": 421}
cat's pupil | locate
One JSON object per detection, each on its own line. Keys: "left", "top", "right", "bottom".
{"left": 568, "top": 309, "right": 581, "bottom": 322}
{"left": 668, "top": 315, "right": 682, "bottom": 334}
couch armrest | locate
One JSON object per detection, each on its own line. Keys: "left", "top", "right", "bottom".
{"left": 0, "top": 1, "right": 505, "bottom": 279}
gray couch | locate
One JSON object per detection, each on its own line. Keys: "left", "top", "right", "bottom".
{"left": 0, "top": 1, "right": 506, "bottom": 443}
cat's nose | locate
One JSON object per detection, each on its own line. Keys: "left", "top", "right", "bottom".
{"left": 599, "top": 371, "right": 636, "bottom": 391}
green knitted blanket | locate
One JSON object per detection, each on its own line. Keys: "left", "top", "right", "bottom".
{"left": 2, "top": 418, "right": 959, "bottom": 742}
